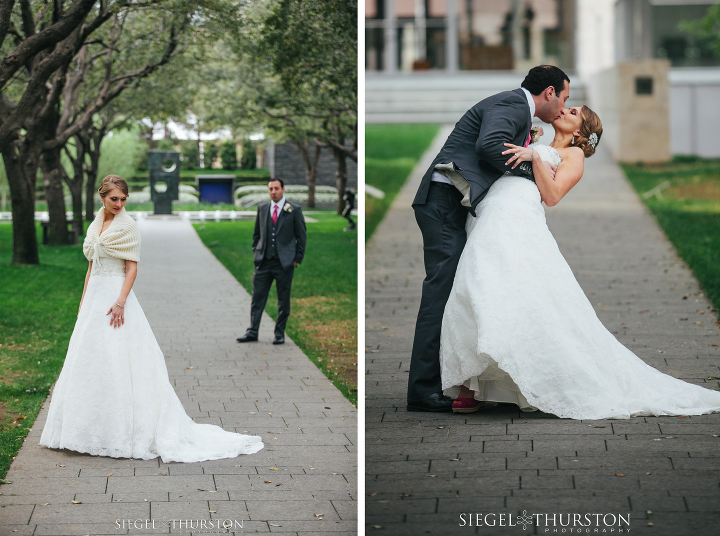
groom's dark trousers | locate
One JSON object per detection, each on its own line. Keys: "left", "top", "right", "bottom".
{"left": 408, "top": 183, "right": 467, "bottom": 401}
{"left": 407, "top": 88, "right": 534, "bottom": 402}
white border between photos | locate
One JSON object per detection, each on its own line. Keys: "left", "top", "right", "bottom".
{"left": 357, "top": 1, "right": 366, "bottom": 534}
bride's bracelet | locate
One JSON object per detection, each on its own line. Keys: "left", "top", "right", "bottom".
{"left": 115, "top": 302, "right": 124, "bottom": 308}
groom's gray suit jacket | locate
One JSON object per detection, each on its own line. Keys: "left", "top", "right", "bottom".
{"left": 413, "top": 88, "right": 534, "bottom": 216}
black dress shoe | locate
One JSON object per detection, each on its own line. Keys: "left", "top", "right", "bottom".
{"left": 407, "top": 392, "right": 454, "bottom": 412}
{"left": 236, "top": 334, "right": 258, "bottom": 343}
{"left": 272, "top": 335, "right": 285, "bottom": 345}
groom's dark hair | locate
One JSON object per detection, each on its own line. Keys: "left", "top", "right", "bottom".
{"left": 521, "top": 65, "right": 570, "bottom": 97}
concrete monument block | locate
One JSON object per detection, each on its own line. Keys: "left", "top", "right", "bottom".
{"left": 589, "top": 59, "right": 670, "bottom": 163}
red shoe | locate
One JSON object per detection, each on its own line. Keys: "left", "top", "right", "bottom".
{"left": 452, "top": 396, "right": 485, "bottom": 413}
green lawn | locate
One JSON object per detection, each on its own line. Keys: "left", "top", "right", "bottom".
{"left": 365, "top": 124, "right": 440, "bottom": 240}
{"left": 193, "top": 212, "right": 358, "bottom": 405}
{"left": 0, "top": 222, "right": 89, "bottom": 479}
{"left": 622, "top": 157, "right": 720, "bottom": 314}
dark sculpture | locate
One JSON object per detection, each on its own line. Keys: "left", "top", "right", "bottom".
{"left": 148, "top": 151, "right": 180, "bottom": 214}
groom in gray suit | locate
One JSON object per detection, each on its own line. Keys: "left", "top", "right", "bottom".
{"left": 407, "top": 65, "right": 571, "bottom": 412}
{"left": 237, "top": 178, "right": 307, "bottom": 345}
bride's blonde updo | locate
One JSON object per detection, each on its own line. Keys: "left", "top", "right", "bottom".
{"left": 98, "top": 175, "right": 129, "bottom": 197}
{"left": 575, "top": 105, "right": 603, "bottom": 158}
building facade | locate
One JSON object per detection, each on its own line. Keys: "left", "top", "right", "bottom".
{"left": 366, "top": 0, "right": 720, "bottom": 157}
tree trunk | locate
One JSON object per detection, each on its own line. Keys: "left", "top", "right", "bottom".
{"left": 332, "top": 142, "right": 348, "bottom": 215}
{"left": 84, "top": 130, "right": 103, "bottom": 222}
{"left": 64, "top": 135, "right": 86, "bottom": 234}
{"left": 294, "top": 140, "right": 321, "bottom": 209}
{"left": 2, "top": 139, "right": 40, "bottom": 264}
{"left": 40, "top": 146, "right": 70, "bottom": 246}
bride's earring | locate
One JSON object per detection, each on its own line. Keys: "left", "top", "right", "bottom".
{"left": 571, "top": 137, "right": 575, "bottom": 146}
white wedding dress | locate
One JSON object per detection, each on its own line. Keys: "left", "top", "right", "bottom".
{"left": 39, "top": 241, "right": 263, "bottom": 462}
{"left": 440, "top": 143, "right": 720, "bottom": 420}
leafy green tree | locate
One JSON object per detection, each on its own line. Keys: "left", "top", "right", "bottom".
{"left": 220, "top": 140, "right": 238, "bottom": 170}
{"left": 0, "top": 0, "right": 231, "bottom": 262}
{"left": 681, "top": 4, "right": 720, "bottom": 56}
{"left": 240, "top": 139, "right": 256, "bottom": 169}
{"left": 204, "top": 141, "right": 219, "bottom": 168}
{"left": 180, "top": 140, "right": 200, "bottom": 169}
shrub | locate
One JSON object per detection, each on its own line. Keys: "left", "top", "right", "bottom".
{"left": 179, "top": 140, "right": 200, "bottom": 169}
{"left": 220, "top": 140, "right": 238, "bottom": 170}
{"left": 204, "top": 141, "right": 219, "bottom": 168}
{"left": 240, "top": 139, "right": 257, "bottom": 170}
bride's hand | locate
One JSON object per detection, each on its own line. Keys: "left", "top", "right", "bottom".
{"left": 502, "top": 143, "right": 533, "bottom": 169}
{"left": 107, "top": 303, "right": 125, "bottom": 329}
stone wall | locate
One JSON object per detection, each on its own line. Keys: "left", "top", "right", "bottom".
{"left": 267, "top": 140, "right": 357, "bottom": 188}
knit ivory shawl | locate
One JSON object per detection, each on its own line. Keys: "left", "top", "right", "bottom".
{"left": 83, "top": 207, "right": 141, "bottom": 265}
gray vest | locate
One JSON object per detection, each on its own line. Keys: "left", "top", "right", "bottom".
{"left": 266, "top": 205, "right": 280, "bottom": 259}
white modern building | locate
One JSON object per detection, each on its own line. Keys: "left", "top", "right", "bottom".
{"left": 366, "top": 0, "right": 720, "bottom": 157}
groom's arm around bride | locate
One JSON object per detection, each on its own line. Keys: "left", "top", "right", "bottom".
{"left": 406, "top": 65, "right": 570, "bottom": 412}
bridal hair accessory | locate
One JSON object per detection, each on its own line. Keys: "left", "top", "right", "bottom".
{"left": 588, "top": 132, "right": 599, "bottom": 149}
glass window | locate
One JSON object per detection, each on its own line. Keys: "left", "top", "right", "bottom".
{"left": 652, "top": 4, "right": 720, "bottom": 68}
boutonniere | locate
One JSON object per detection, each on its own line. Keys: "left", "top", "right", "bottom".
{"left": 282, "top": 204, "right": 293, "bottom": 213}
{"left": 530, "top": 126, "right": 544, "bottom": 144}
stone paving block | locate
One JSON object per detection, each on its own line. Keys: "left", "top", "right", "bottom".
{"left": 111, "top": 492, "right": 170, "bottom": 503}
{"left": 150, "top": 500, "right": 214, "bottom": 520}
{"left": 33, "top": 523, "right": 130, "bottom": 535}
{"left": 365, "top": 461, "right": 428, "bottom": 475}
{"left": 290, "top": 475, "right": 352, "bottom": 492}
{"left": 556, "top": 455, "right": 673, "bottom": 471}
{"left": 330, "top": 500, "right": 357, "bottom": 521}
{"left": 627, "top": 493, "right": 688, "bottom": 513}
{"left": 29, "top": 502, "right": 149, "bottom": 524}
{"left": 2, "top": 477, "right": 108, "bottom": 496}
{"left": 507, "top": 456, "right": 557, "bottom": 470}
{"left": 0, "top": 504, "right": 34, "bottom": 524}
{"left": 268, "top": 520, "right": 355, "bottom": 532}
{"left": 0, "top": 493, "right": 75, "bottom": 506}
{"left": 246, "top": 500, "right": 341, "bottom": 521}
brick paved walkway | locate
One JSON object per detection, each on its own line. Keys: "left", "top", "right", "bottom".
{"left": 1, "top": 216, "right": 356, "bottom": 535}
{"left": 365, "top": 127, "right": 720, "bottom": 535}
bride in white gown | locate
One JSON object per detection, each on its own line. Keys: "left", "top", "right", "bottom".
{"left": 39, "top": 175, "right": 263, "bottom": 462}
{"left": 440, "top": 106, "right": 720, "bottom": 420}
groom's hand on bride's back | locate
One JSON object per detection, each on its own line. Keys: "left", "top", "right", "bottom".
{"left": 544, "top": 162, "right": 556, "bottom": 179}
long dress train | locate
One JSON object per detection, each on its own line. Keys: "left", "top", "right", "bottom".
{"left": 39, "top": 240, "right": 263, "bottom": 462}
{"left": 439, "top": 144, "right": 720, "bottom": 420}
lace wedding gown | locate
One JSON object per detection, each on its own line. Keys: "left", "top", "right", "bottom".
{"left": 39, "top": 240, "right": 264, "bottom": 462}
{"left": 440, "top": 144, "right": 720, "bottom": 420}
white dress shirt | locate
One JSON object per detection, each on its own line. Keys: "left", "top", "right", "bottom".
{"left": 521, "top": 87, "right": 536, "bottom": 121}
{"left": 270, "top": 197, "right": 286, "bottom": 219}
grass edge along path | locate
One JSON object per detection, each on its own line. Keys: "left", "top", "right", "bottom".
{"left": 193, "top": 212, "right": 358, "bottom": 406}
{"left": 365, "top": 124, "right": 440, "bottom": 240}
{"left": 621, "top": 158, "right": 720, "bottom": 316}
{"left": 0, "top": 223, "right": 89, "bottom": 480}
